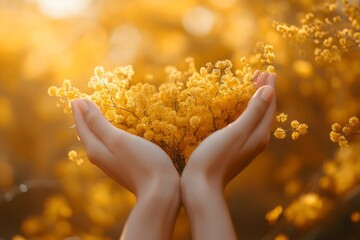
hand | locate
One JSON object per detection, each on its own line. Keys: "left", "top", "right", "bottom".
{"left": 183, "top": 71, "right": 276, "bottom": 188}
{"left": 71, "top": 99, "right": 180, "bottom": 240}
{"left": 71, "top": 99, "right": 179, "bottom": 196}
{"left": 180, "top": 72, "right": 276, "bottom": 240}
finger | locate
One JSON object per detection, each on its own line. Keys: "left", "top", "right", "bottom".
{"left": 71, "top": 100, "right": 113, "bottom": 162}
{"left": 252, "top": 70, "right": 260, "bottom": 82}
{"left": 73, "top": 99, "right": 119, "bottom": 147}
{"left": 266, "top": 73, "right": 276, "bottom": 89}
{"left": 242, "top": 90, "right": 276, "bottom": 151}
{"left": 229, "top": 85, "right": 274, "bottom": 143}
{"left": 254, "top": 74, "right": 277, "bottom": 133}
{"left": 235, "top": 74, "right": 276, "bottom": 163}
{"left": 256, "top": 71, "right": 269, "bottom": 89}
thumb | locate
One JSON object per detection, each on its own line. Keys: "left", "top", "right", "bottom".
{"left": 231, "top": 85, "right": 274, "bottom": 139}
{"left": 72, "top": 99, "right": 118, "bottom": 146}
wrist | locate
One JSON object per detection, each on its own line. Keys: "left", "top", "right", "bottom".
{"left": 181, "top": 167, "right": 223, "bottom": 209}
{"left": 180, "top": 168, "right": 237, "bottom": 240}
{"left": 136, "top": 169, "right": 180, "bottom": 206}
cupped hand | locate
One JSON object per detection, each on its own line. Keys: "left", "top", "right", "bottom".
{"left": 71, "top": 99, "right": 179, "bottom": 197}
{"left": 182, "top": 72, "right": 277, "bottom": 188}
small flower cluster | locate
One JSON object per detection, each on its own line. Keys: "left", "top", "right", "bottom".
{"left": 283, "top": 193, "right": 330, "bottom": 227}
{"left": 265, "top": 205, "right": 283, "bottom": 225}
{"left": 330, "top": 116, "right": 359, "bottom": 148}
{"left": 49, "top": 48, "right": 275, "bottom": 173}
{"left": 274, "top": 234, "right": 289, "bottom": 240}
{"left": 255, "top": 42, "right": 275, "bottom": 66}
{"left": 273, "top": 113, "right": 308, "bottom": 140}
{"left": 266, "top": 193, "right": 330, "bottom": 228}
{"left": 319, "top": 142, "right": 360, "bottom": 194}
{"left": 68, "top": 150, "right": 84, "bottom": 166}
{"left": 274, "top": 0, "right": 360, "bottom": 63}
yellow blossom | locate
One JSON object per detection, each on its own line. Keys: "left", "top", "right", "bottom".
{"left": 331, "top": 123, "right": 341, "bottom": 131}
{"left": 284, "top": 193, "right": 329, "bottom": 227}
{"left": 274, "top": 234, "right": 289, "bottom": 240}
{"left": 274, "top": 128, "right": 286, "bottom": 139}
{"left": 290, "top": 120, "right": 299, "bottom": 129}
{"left": 329, "top": 116, "right": 359, "bottom": 148}
{"left": 276, "top": 113, "right": 288, "bottom": 123}
{"left": 266, "top": 65, "right": 275, "bottom": 73}
{"left": 48, "top": 86, "right": 58, "bottom": 97}
{"left": 330, "top": 131, "right": 340, "bottom": 142}
{"left": 68, "top": 150, "right": 84, "bottom": 166}
{"left": 291, "top": 131, "right": 300, "bottom": 140}
{"left": 348, "top": 116, "right": 359, "bottom": 127}
{"left": 320, "top": 144, "right": 360, "bottom": 194}
{"left": 297, "top": 123, "right": 308, "bottom": 135}
{"left": 265, "top": 205, "right": 283, "bottom": 224}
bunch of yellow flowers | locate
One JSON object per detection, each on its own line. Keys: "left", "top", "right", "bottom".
{"left": 274, "top": 0, "right": 360, "bottom": 63}
{"left": 265, "top": 193, "right": 330, "bottom": 228}
{"left": 273, "top": 113, "right": 308, "bottom": 140}
{"left": 330, "top": 116, "right": 359, "bottom": 147}
{"left": 320, "top": 142, "right": 360, "bottom": 194}
{"left": 49, "top": 53, "right": 274, "bottom": 172}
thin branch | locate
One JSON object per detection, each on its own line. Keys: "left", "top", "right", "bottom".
{"left": 101, "top": 80, "right": 141, "bottom": 121}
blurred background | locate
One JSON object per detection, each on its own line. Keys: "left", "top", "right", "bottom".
{"left": 0, "top": 0, "right": 359, "bottom": 239}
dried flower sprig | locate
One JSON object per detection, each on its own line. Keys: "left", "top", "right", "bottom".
{"left": 274, "top": 0, "right": 360, "bottom": 63}
{"left": 273, "top": 113, "right": 308, "bottom": 140}
{"left": 330, "top": 116, "right": 359, "bottom": 147}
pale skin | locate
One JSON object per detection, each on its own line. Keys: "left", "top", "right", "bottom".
{"left": 71, "top": 72, "right": 276, "bottom": 240}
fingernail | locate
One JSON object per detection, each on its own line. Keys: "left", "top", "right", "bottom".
{"left": 252, "top": 70, "right": 260, "bottom": 82}
{"left": 74, "top": 99, "right": 89, "bottom": 114}
{"left": 260, "top": 86, "right": 273, "bottom": 102}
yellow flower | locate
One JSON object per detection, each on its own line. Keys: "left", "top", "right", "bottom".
{"left": 291, "top": 131, "right": 300, "bottom": 140}
{"left": 284, "top": 193, "right": 328, "bottom": 227}
{"left": 47, "top": 86, "right": 58, "bottom": 97}
{"left": 189, "top": 116, "right": 201, "bottom": 128}
{"left": 68, "top": 150, "right": 78, "bottom": 160}
{"left": 338, "top": 136, "right": 349, "bottom": 147}
{"left": 68, "top": 150, "right": 84, "bottom": 166}
{"left": 348, "top": 116, "right": 359, "bottom": 127}
{"left": 276, "top": 113, "right": 288, "bottom": 123}
{"left": 274, "top": 128, "right": 286, "bottom": 139}
{"left": 290, "top": 120, "right": 299, "bottom": 129}
{"left": 331, "top": 123, "right": 341, "bottom": 131}
{"left": 274, "top": 234, "right": 289, "bottom": 240}
{"left": 266, "top": 65, "right": 275, "bottom": 73}
{"left": 297, "top": 123, "right": 308, "bottom": 135}
{"left": 329, "top": 131, "right": 340, "bottom": 142}
{"left": 265, "top": 205, "right": 283, "bottom": 224}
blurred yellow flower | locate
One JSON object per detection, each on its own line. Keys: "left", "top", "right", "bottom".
{"left": 265, "top": 205, "right": 283, "bottom": 224}
{"left": 284, "top": 193, "right": 330, "bottom": 227}
{"left": 276, "top": 113, "right": 288, "bottom": 123}
{"left": 274, "top": 128, "right": 286, "bottom": 139}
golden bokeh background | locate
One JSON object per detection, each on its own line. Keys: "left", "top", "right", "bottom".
{"left": 0, "top": 0, "right": 359, "bottom": 239}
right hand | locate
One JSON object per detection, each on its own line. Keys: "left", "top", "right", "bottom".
{"left": 71, "top": 99, "right": 179, "bottom": 197}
